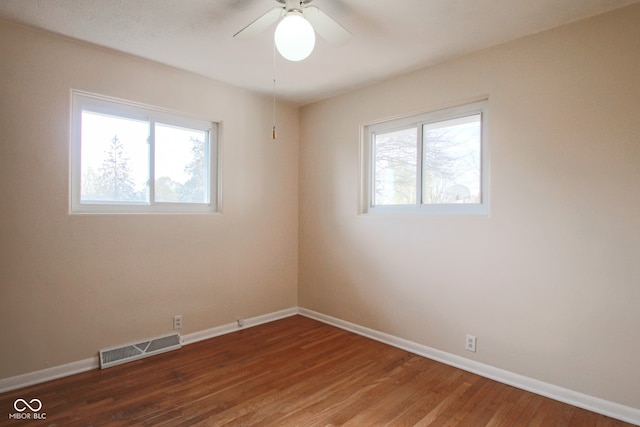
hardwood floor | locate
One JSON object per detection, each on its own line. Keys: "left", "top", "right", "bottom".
{"left": 0, "top": 315, "right": 634, "bottom": 426}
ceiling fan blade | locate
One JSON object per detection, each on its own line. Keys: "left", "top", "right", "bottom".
{"left": 233, "top": 7, "right": 283, "bottom": 40}
{"left": 303, "top": 6, "right": 351, "bottom": 45}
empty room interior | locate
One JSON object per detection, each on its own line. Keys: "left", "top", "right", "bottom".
{"left": 0, "top": 0, "right": 639, "bottom": 425}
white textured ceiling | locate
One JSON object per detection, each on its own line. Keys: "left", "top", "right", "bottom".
{"left": 0, "top": 0, "right": 638, "bottom": 105}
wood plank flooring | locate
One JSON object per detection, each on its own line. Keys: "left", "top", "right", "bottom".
{"left": 0, "top": 315, "right": 634, "bottom": 426}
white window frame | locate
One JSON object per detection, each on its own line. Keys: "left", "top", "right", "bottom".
{"left": 70, "top": 91, "right": 219, "bottom": 214}
{"left": 361, "top": 99, "right": 489, "bottom": 215}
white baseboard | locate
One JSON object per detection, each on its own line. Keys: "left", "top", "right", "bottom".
{"left": 0, "top": 307, "right": 299, "bottom": 394}
{"left": 298, "top": 307, "right": 640, "bottom": 426}
{"left": 181, "top": 307, "right": 299, "bottom": 345}
{"left": 0, "top": 357, "right": 99, "bottom": 394}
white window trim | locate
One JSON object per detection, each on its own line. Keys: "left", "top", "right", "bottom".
{"left": 360, "top": 99, "right": 489, "bottom": 215}
{"left": 70, "top": 90, "right": 220, "bottom": 214}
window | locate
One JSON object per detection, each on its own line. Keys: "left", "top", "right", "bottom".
{"left": 361, "top": 100, "right": 488, "bottom": 215}
{"left": 70, "top": 91, "right": 218, "bottom": 213}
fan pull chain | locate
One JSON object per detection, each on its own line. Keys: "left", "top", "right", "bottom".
{"left": 272, "top": 36, "right": 277, "bottom": 140}
{"left": 272, "top": 77, "right": 277, "bottom": 140}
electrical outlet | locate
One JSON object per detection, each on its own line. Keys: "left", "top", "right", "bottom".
{"left": 465, "top": 334, "right": 477, "bottom": 352}
{"left": 173, "top": 315, "right": 183, "bottom": 330}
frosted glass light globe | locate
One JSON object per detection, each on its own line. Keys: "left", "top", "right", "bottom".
{"left": 274, "top": 12, "right": 316, "bottom": 62}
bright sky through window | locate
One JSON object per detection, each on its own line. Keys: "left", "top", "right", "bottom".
{"left": 80, "top": 111, "right": 149, "bottom": 202}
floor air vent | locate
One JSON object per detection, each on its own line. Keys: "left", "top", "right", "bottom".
{"left": 99, "top": 333, "right": 181, "bottom": 369}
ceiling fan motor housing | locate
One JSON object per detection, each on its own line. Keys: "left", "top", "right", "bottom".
{"left": 276, "top": 0, "right": 314, "bottom": 7}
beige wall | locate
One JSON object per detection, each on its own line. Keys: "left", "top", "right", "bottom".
{"left": 0, "top": 20, "right": 298, "bottom": 378}
{"left": 299, "top": 4, "right": 640, "bottom": 408}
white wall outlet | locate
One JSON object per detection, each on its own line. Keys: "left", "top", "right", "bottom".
{"left": 173, "top": 315, "right": 183, "bottom": 330}
{"left": 237, "top": 317, "right": 245, "bottom": 327}
{"left": 465, "top": 334, "right": 477, "bottom": 352}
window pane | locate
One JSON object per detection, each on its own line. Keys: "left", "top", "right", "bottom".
{"left": 155, "top": 123, "right": 209, "bottom": 204}
{"left": 80, "top": 111, "right": 149, "bottom": 203}
{"left": 422, "top": 114, "right": 481, "bottom": 204}
{"left": 373, "top": 127, "right": 417, "bottom": 205}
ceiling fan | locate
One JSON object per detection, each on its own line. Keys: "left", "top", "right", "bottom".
{"left": 233, "top": 0, "right": 352, "bottom": 61}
